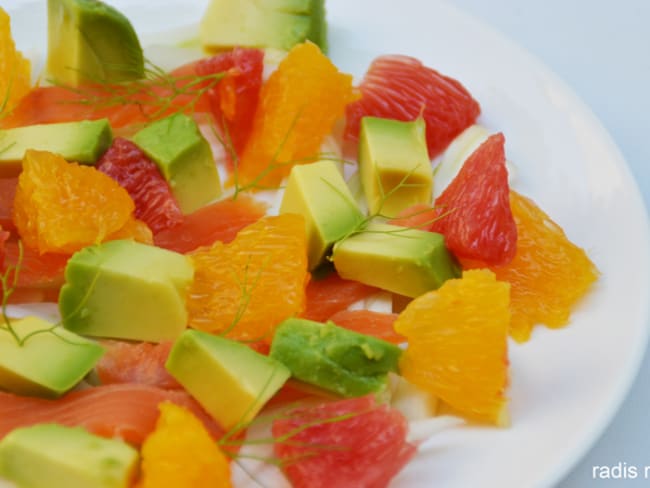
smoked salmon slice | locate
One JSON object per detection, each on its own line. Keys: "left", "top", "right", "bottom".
{"left": 301, "top": 272, "right": 378, "bottom": 322}
{"left": 153, "top": 195, "right": 267, "bottom": 254}
{"left": 0, "top": 66, "right": 214, "bottom": 130}
{"left": 96, "top": 341, "right": 181, "bottom": 390}
{"left": 0, "top": 178, "right": 18, "bottom": 230}
{"left": 328, "top": 309, "right": 405, "bottom": 344}
{"left": 0, "top": 240, "right": 69, "bottom": 303}
{"left": 0, "top": 384, "right": 225, "bottom": 446}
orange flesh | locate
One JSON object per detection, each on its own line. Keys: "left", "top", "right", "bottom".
{"left": 186, "top": 214, "right": 309, "bottom": 342}
{"left": 236, "top": 42, "right": 356, "bottom": 187}
{"left": 395, "top": 269, "right": 510, "bottom": 426}
{"left": 462, "top": 191, "right": 599, "bottom": 342}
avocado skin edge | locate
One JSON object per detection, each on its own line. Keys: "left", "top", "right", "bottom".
{"left": 47, "top": 0, "right": 145, "bottom": 86}
{"left": 269, "top": 318, "right": 403, "bottom": 397}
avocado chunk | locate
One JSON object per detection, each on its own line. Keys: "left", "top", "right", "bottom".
{"left": 0, "top": 316, "right": 104, "bottom": 398}
{"left": 166, "top": 329, "right": 290, "bottom": 430}
{"left": 359, "top": 117, "right": 433, "bottom": 218}
{"left": 132, "top": 114, "right": 221, "bottom": 215}
{"left": 0, "top": 119, "right": 113, "bottom": 175}
{"left": 279, "top": 160, "right": 364, "bottom": 270}
{"left": 269, "top": 318, "right": 402, "bottom": 397}
{"left": 59, "top": 240, "right": 194, "bottom": 343}
{"left": 332, "top": 223, "right": 461, "bottom": 298}
{"left": 47, "top": 0, "right": 145, "bottom": 86}
{"left": 200, "top": 0, "right": 327, "bottom": 52}
{"left": 0, "top": 424, "right": 138, "bottom": 488}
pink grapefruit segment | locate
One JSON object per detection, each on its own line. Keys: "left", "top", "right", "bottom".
{"left": 344, "top": 54, "right": 481, "bottom": 158}
{"left": 273, "top": 395, "right": 416, "bottom": 488}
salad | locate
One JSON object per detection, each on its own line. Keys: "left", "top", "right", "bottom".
{"left": 0, "top": 1, "right": 601, "bottom": 487}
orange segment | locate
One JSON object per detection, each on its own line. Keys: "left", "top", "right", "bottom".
{"left": 137, "top": 402, "right": 232, "bottom": 488}
{"left": 0, "top": 7, "right": 31, "bottom": 116}
{"left": 394, "top": 269, "right": 510, "bottom": 426}
{"left": 187, "top": 214, "right": 309, "bottom": 342}
{"left": 237, "top": 42, "right": 356, "bottom": 187}
{"left": 106, "top": 217, "right": 153, "bottom": 245}
{"left": 13, "top": 150, "right": 147, "bottom": 254}
{"left": 462, "top": 191, "right": 599, "bottom": 342}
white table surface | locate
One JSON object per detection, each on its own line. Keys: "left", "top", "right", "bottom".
{"left": 452, "top": 1, "right": 650, "bottom": 486}
{"left": 2, "top": 1, "right": 649, "bottom": 486}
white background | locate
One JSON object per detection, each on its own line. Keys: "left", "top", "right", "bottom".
{"left": 452, "top": 1, "right": 650, "bottom": 485}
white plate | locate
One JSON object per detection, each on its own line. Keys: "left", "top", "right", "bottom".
{"left": 3, "top": 1, "right": 650, "bottom": 487}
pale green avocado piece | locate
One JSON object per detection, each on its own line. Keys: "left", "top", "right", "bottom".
{"left": 0, "top": 119, "right": 112, "bottom": 175}
{"left": 166, "top": 329, "right": 290, "bottom": 430}
{"left": 59, "top": 239, "right": 194, "bottom": 343}
{"left": 332, "top": 223, "right": 461, "bottom": 298}
{"left": 0, "top": 424, "right": 138, "bottom": 488}
{"left": 200, "top": 0, "right": 327, "bottom": 52}
{"left": 279, "top": 160, "right": 364, "bottom": 270}
{"left": 269, "top": 318, "right": 402, "bottom": 397}
{"left": 359, "top": 117, "right": 433, "bottom": 218}
{"left": 132, "top": 114, "right": 221, "bottom": 215}
{"left": 47, "top": 0, "right": 144, "bottom": 86}
{"left": 0, "top": 316, "right": 104, "bottom": 398}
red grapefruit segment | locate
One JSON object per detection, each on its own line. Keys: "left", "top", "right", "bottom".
{"left": 431, "top": 133, "right": 516, "bottom": 266}
{"left": 344, "top": 55, "right": 481, "bottom": 158}
{"left": 273, "top": 395, "right": 416, "bottom": 488}
{"left": 97, "top": 138, "right": 183, "bottom": 234}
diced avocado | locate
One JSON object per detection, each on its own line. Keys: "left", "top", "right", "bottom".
{"left": 359, "top": 117, "right": 432, "bottom": 217}
{"left": 270, "top": 318, "right": 402, "bottom": 397}
{"left": 331, "top": 223, "right": 461, "bottom": 298}
{"left": 200, "top": 0, "right": 327, "bottom": 52}
{"left": 132, "top": 114, "right": 221, "bottom": 215}
{"left": 0, "top": 119, "right": 112, "bottom": 175}
{"left": 0, "top": 424, "right": 138, "bottom": 488}
{"left": 47, "top": 0, "right": 145, "bottom": 86}
{"left": 279, "top": 160, "right": 364, "bottom": 269}
{"left": 59, "top": 240, "right": 193, "bottom": 342}
{"left": 0, "top": 316, "right": 104, "bottom": 398}
{"left": 165, "top": 330, "right": 290, "bottom": 430}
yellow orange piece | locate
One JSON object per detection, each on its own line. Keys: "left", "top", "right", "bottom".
{"left": 187, "top": 214, "right": 309, "bottom": 341}
{"left": 107, "top": 217, "right": 153, "bottom": 245}
{"left": 0, "top": 8, "right": 31, "bottom": 116}
{"left": 237, "top": 41, "right": 356, "bottom": 187}
{"left": 462, "top": 191, "right": 599, "bottom": 342}
{"left": 137, "top": 402, "right": 232, "bottom": 488}
{"left": 13, "top": 149, "right": 146, "bottom": 254}
{"left": 394, "top": 269, "right": 510, "bottom": 426}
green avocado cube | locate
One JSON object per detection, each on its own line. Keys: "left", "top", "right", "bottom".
{"left": 200, "top": 0, "right": 327, "bottom": 53}
{"left": 0, "top": 316, "right": 104, "bottom": 398}
{"left": 280, "top": 160, "right": 364, "bottom": 270}
{"left": 59, "top": 240, "right": 194, "bottom": 343}
{"left": 332, "top": 223, "right": 461, "bottom": 298}
{"left": 0, "top": 119, "right": 113, "bottom": 175}
{"left": 166, "top": 330, "right": 291, "bottom": 430}
{"left": 132, "top": 114, "right": 222, "bottom": 215}
{"left": 269, "top": 318, "right": 402, "bottom": 397}
{"left": 359, "top": 117, "right": 432, "bottom": 218}
{"left": 47, "top": 0, "right": 145, "bottom": 86}
{"left": 0, "top": 424, "right": 138, "bottom": 488}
